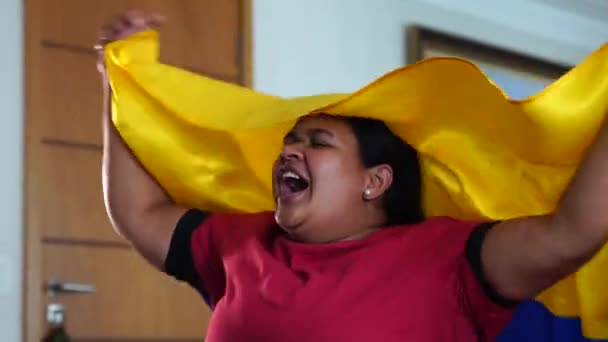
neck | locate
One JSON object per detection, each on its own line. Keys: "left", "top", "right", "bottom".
{"left": 335, "top": 226, "right": 382, "bottom": 242}
{"left": 286, "top": 226, "right": 382, "bottom": 244}
{"left": 285, "top": 209, "right": 387, "bottom": 244}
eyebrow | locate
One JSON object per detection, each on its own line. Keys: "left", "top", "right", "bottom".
{"left": 308, "top": 128, "right": 334, "bottom": 137}
{"left": 283, "top": 128, "right": 334, "bottom": 142}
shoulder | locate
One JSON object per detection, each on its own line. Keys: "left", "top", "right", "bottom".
{"left": 167, "top": 209, "right": 275, "bottom": 264}
{"left": 417, "top": 217, "right": 516, "bottom": 306}
{"left": 417, "top": 216, "right": 479, "bottom": 232}
{"left": 397, "top": 217, "right": 501, "bottom": 281}
{"left": 189, "top": 210, "right": 276, "bottom": 246}
{"left": 171, "top": 209, "right": 276, "bottom": 249}
{"left": 424, "top": 217, "right": 501, "bottom": 263}
{"left": 399, "top": 216, "right": 485, "bottom": 250}
{"left": 176, "top": 209, "right": 275, "bottom": 232}
{"left": 206, "top": 210, "right": 276, "bottom": 229}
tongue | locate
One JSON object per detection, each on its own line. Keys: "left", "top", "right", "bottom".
{"left": 280, "top": 178, "right": 308, "bottom": 196}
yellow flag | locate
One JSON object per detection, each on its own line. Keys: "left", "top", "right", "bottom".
{"left": 106, "top": 30, "right": 608, "bottom": 338}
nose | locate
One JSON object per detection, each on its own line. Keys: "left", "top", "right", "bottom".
{"left": 280, "top": 143, "right": 304, "bottom": 162}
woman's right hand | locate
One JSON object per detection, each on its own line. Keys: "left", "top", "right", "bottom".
{"left": 95, "top": 10, "right": 165, "bottom": 75}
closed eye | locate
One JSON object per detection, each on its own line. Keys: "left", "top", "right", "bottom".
{"left": 309, "top": 129, "right": 334, "bottom": 148}
{"left": 283, "top": 131, "right": 301, "bottom": 145}
{"left": 310, "top": 138, "right": 331, "bottom": 148}
{"left": 283, "top": 128, "right": 335, "bottom": 147}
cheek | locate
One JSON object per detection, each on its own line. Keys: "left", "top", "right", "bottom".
{"left": 271, "top": 159, "right": 280, "bottom": 194}
{"left": 310, "top": 153, "right": 363, "bottom": 193}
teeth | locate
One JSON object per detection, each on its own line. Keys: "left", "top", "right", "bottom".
{"left": 282, "top": 171, "right": 300, "bottom": 180}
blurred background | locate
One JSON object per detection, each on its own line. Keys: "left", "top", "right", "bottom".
{"left": 0, "top": 0, "right": 606, "bottom": 341}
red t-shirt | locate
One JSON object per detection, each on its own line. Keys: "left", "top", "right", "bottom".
{"left": 165, "top": 210, "right": 514, "bottom": 341}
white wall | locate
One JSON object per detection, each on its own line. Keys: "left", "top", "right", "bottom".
{"left": 253, "top": 0, "right": 608, "bottom": 96}
{"left": 0, "top": 0, "right": 23, "bottom": 340}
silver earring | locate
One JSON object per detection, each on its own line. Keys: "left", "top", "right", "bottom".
{"left": 364, "top": 189, "right": 372, "bottom": 198}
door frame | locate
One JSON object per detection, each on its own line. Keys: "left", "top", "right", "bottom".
{"left": 22, "top": 1, "right": 252, "bottom": 340}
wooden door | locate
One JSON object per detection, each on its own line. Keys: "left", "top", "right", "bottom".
{"left": 24, "top": 1, "right": 251, "bottom": 340}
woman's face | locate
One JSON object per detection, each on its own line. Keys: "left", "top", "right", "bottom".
{"left": 272, "top": 115, "right": 386, "bottom": 243}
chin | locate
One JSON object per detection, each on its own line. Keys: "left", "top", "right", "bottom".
{"left": 274, "top": 209, "right": 305, "bottom": 232}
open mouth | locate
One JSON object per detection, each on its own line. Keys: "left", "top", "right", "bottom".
{"left": 277, "top": 168, "right": 310, "bottom": 199}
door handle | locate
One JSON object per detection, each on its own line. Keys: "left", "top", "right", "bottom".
{"left": 47, "top": 279, "right": 96, "bottom": 296}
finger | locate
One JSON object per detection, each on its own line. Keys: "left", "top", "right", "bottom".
{"left": 98, "top": 23, "right": 115, "bottom": 37}
{"left": 124, "top": 9, "right": 148, "bottom": 28}
{"left": 99, "top": 14, "right": 126, "bottom": 40}
{"left": 124, "top": 8, "right": 142, "bottom": 21}
{"left": 97, "top": 24, "right": 124, "bottom": 46}
{"left": 146, "top": 14, "right": 166, "bottom": 28}
{"left": 119, "top": 13, "right": 135, "bottom": 29}
{"left": 96, "top": 32, "right": 121, "bottom": 49}
{"left": 97, "top": 10, "right": 157, "bottom": 46}
{"left": 111, "top": 15, "right": 133, "bottom": 36}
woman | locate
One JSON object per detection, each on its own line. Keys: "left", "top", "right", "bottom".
{"left": 99, "top": 11, "right": 608, "bottom": 342}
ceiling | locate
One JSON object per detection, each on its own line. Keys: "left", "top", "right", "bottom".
{"left": 534, "top": 0, "right": 608, "bottom": 22}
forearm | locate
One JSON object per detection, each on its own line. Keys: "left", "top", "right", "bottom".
{"left": 97, "top": 11, "right": 185, "bottom": 270}
{"left": 102, "top": 80, "right": 173, "bottom": 223}
{"left": 483, "top": 215, "right": 583, "bottom": 301}
{"left": 483, "top": 119, "right": 608, "bottom": 301}
{"left": 102, "top": 80, "right": 185, "bottom": 268}
{"left": 555, "top": 119, "right": 608, "bottom": 247}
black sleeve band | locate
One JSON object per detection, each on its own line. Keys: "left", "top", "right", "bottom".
{"left": 164, "top": 209, "right": 209, "bottom": 298}
{"left": 465, "top": 221, "right": 518, "bottom": 308}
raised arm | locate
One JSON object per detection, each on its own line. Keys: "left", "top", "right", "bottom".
{"left": 99, "top": 11, "right": 186, "bottom": 270}
{"left": 482, "top": 117, "right": 608, "bottom": 301}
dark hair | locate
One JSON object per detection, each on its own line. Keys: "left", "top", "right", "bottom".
{"left": 342, "top": 116, "right": 424, "bottom": 226}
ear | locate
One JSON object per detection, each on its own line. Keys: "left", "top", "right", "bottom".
{"left": 362, "top": 164, "right": 393, "bottom": 201}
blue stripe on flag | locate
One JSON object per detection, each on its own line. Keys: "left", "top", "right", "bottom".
{"left": 498, "top": 300, "right": 606, "bottom": 342}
